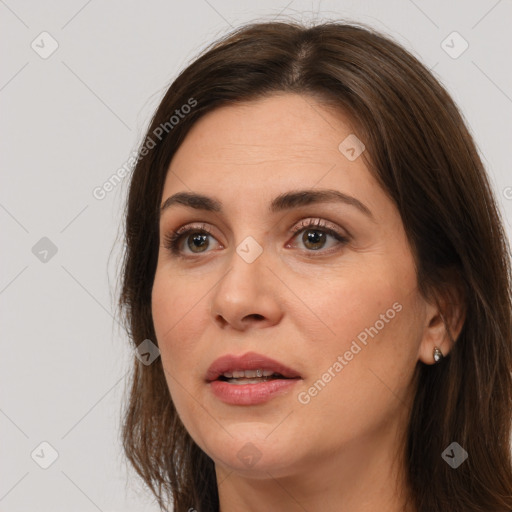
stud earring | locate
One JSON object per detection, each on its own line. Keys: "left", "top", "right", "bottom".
{"left": 433, "top": 346, "right": 444, "bottom": 364}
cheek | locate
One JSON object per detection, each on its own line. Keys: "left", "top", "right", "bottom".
{"left": 151, "top": 273, "right": 207, "bottom": 430}
{"left": 302, "top": 261, "right": 414, "bottom": 350}
{"left": 151, "top": 270, "right": 204, "bottom": 374}
{"left": 295, "top": 287, "right": 422, "bottom": 446}
{"left": 302, "top": 256, "right": 422, "bottom": 389}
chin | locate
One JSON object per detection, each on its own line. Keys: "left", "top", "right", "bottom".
{"left": 203, "top": 433, "right": 302, "bottom": 477}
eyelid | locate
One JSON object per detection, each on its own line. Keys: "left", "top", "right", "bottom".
{"left": 173, "top": 222, "right": 213, "bottom": 238}
{"left": 162, "top": 222, "right": 219, "bottom": 253}
{"left": 289, "top": 217, "right": 347, "bottom": 237}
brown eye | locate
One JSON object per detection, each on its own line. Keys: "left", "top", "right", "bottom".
{"left": 289, "top": 219, "right": 350, "bottom": 255}
{"left": 186, "top": 232, "right": 210, "bottom": 253}
{"left": 163, "top": 223, "right": 218, "bottom": 257}
{"left": 301, "top": 229, "right": 327, "bottom": 250}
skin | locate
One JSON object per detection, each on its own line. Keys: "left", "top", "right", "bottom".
{"left": 151, "top": 93, "right": 461, "bottom": 512}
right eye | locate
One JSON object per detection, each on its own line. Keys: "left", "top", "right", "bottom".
{"left": 163, "top": 223, "right": 221, "bottom": 257}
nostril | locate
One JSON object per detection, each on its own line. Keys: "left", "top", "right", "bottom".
{"left": 246, "top": 314, "right": 264, "bottom": 321}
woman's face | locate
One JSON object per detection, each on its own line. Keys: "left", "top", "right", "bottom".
{"left": 152, "top": 93, "right": 434, "bottom": 479}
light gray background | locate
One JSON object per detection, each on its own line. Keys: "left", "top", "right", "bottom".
{"left": 1, "top": 1, "right": 511, "bottom": 511}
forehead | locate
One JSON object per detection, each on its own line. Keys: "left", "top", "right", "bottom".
{"left": 161, "top": 93, "right": 385, "bottom": 219}
{"left": 171, "top": 93, "right": 357, "bottom": 165}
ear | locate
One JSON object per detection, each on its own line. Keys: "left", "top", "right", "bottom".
{"left": 418, "top": 281, "right": 466, "bottom": 365}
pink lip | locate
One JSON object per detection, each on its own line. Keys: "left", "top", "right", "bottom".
{"left": 205, "top": 351, "right": 302, "bottom": 406}
{"left": 209, "top": 379, "right": 300, "bottom": 405}
{"left": 205, "top": 351, "right": 301, "bottom": 382}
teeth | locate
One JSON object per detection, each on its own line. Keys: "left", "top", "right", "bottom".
{"left": 222, "top": 369, "right": 279, "bottom": 379}
{"left": 227, "top": 378, "right": 273, "bottom": 385}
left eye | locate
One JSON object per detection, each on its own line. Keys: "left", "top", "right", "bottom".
{"left": 288, "top": 219, "right": 349, "bottom": 253}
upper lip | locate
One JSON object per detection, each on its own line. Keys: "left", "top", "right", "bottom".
{"left": 205, "top": 351, "right": 302, "bottom": 382}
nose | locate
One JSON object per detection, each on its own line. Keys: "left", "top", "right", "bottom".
{"left": 209, "top": 243, "right": 284, "bottom": 331}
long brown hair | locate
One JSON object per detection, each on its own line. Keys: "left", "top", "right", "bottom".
{"left": 118, "top": 20, "right": 512, "bottom": 511}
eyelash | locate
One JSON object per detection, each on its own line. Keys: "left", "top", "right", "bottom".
{"left": 163, "top": 219, "right": 350, "bottom": 258}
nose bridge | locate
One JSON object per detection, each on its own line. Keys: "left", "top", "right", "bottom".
{"left": 217, "top": 233, "right": 268, "bottom": 300}
{"left": 217, "top": 204, "right": 271, "bottom": 271}
{"left": 209, "top": 231, "right": 282, "bottom": 328}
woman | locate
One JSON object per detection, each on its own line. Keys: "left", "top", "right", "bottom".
{"left": 119, "top": 20, "right": 512, "bottom": 512}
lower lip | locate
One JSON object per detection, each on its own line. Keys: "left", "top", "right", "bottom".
{"left": 208, "top": 378, "right": 300, "bottom": 405}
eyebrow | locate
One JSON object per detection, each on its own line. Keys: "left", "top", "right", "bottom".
{"left": 160, "top": 189, "right": 375, "bottom": 221}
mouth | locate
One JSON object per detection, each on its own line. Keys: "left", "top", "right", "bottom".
{"left": 205, "top": 351, "right": 302, "bottom": 384}
{"left": 205, "top": 352, "right": 302, "bottom": 406}
{"left": 216, "top": 370, "right": 294, "bottom": 385}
